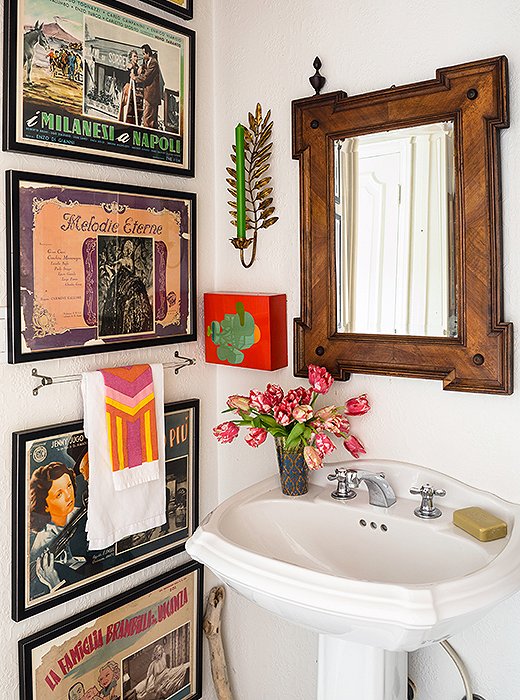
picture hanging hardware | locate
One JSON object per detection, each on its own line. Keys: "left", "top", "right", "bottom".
{"left": 31, "top": 351, "right": 196, "bottom": 396}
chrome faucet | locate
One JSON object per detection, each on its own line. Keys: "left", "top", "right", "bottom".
{"left": 328, "top": 467, "right": 397, "bottom": 507}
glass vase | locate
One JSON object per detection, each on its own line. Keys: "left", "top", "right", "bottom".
{"left": 274, "top": 437, "right": 308, "bottom": 496}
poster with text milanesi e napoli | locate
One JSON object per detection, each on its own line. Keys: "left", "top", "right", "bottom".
{"left": 4, "top": 0, "right": 194, "bottom": 174}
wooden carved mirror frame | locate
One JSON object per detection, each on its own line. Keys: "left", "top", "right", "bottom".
{"left": 292, "top": 57, "right": 513, "bottom": 394}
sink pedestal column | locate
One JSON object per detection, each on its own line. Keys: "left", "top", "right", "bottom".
{"left": 317, "top": 636, "right": 408, "bottom": 700}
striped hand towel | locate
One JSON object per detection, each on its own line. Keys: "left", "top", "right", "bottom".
{"left": 100, "top": 364, "right": 160, "bottom": 490}
{"left": 82, "top": 364, "right": 166, "bottom": 549}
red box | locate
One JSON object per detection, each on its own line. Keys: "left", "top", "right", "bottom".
{"left": 204, "top": 293, "right": 287, "bottom": 370}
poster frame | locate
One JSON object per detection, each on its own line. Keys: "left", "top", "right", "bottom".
{"left": 12, "top": 398, "right": 200, "bottom": 621}
{"left": 18, "top": 560, "right": 203, "bottom": 700}
{"left": 146, "top": 0, "right": 193, "bottom": 21}
{"left": 3, "top": 0, "right": 195, "bottom": 175}
{"left": 7, "top": 171, "right": 197, "bottom": 364}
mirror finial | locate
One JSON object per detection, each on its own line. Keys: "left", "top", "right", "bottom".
{"left": 309, "top": 56, "right": 326, "bottom": 96}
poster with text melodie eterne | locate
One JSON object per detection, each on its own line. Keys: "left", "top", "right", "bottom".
{"left": 10, "top": 176, "right": 194, "bottom": 361}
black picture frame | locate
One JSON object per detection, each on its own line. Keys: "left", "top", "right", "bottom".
{"left": 19, "top": 561, "right": 204, "bottom": 700}
{"left": 7, "top": 171, "right": 196, "bottom": 363}
{"left": 146, "top": 0, "right": 193, "bottom": 20}
{"left": 3, "top": 0, "right": 195, "bottom": 176}
{"left": 12, "top": 399, "right": 200, "bottom": 621}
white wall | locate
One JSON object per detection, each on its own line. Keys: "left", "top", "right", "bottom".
{"left": 3, "top": 1, "right": 520, "bottom": 699}
{"left": 0, "top": 1, "right": 219, "bottom": 698}
{"left": 213, "top": 0, "right": 520, "bottom": 698}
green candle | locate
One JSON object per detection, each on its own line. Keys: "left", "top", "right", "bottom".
{"left": 235, "top": 123, "right": 246, "bottom": 239}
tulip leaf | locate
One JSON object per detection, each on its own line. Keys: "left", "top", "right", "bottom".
{"left": 259, "top": 415, "right": 279, "bottom": 428}
{"left": 286, "top": 422, "right": 305, "bottom": 447}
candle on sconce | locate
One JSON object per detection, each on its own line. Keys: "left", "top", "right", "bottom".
{"left": 235, "top": 123, "right": 246, "bottom": 239}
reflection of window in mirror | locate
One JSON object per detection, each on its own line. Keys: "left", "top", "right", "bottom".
{"left": 335, "top": 121, "right": 456, "bottom": 337}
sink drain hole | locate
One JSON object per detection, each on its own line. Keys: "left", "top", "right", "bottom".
{"left": 370, "top": 521, "right": 377, "bottom": 529}
{"left": 381, "top": 524, "right": 388, "bottom": 532}
{"left": 359, "top": 519, "right": 367, "bottom": 527}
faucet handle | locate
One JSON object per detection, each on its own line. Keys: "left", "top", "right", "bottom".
{"left": 410, "top": 485, "right": 446, "bottom": 497}
{"left": 327, "top": 467, "right": 348, "bottom": 482}
{"left": 410, "top": 483, "right": 446, "bottom": 519}
{"left": 327, "top": 468, "right": 357, "bottom": 500}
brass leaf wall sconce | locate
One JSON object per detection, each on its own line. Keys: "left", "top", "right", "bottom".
{"left": 227, "top": 103, "right": 278, "bottom": 268}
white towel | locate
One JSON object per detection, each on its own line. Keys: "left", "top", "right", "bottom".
{"left": 82, "top": 364, "right": 166, "bottom": 550}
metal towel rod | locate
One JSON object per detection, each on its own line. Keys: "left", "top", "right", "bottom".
{"left": 31, "top": 351, "right": 196, "bottom": 396}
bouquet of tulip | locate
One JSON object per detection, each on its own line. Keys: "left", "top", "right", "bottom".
{"left": 213, "top": 364, "right": 370, "bottom": 471}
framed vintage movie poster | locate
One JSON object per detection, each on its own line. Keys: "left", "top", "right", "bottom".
{"left": 146, "top": 0, "right": 193, "bottom": 21}
{"left": 3, "top": 0, "right": 195, "bottom": 175}
{"left": 12, "top": 399, "right": 199, "bottom": 621}
{"left": 7, "top": 171, "right": 196, "bottom": 363}
{"left": 19, "top": 561, "right": 203, "bottom": 700}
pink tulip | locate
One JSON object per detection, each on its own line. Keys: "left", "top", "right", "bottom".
{"left": 314, "top": 434, "right": 336, "bottom": 456}
{"left": 274, "top": 401, "right": 293, "bottom": 426}
{"left": 308, "top": 365, "right": 334, "bottom": 394}
{"left": 345, "top": 394, "right": 371, "bottom": 416}
{"left": 293, "top": 404, "right": 313, "bottom": 423}
{"left": 315, "top": 405, "right": 337, "bottom": 421}
{"left": 265, "top": 383, "right": 284, "bottom": 406}
{"left": 249, "top": 389, "right": 272, "bottom": 413}
{"left": 324, "top": 415, "right": 350, "bottom": 437}
{"left": 227, "top": 394, "right": 251, "bottom": 413}
{"left": 283, "top": 387, "right": 310, "bottom": 409}
{"left": 343, "top": 434, "right": 366, "bottom": 458}
{"left": 304, "top": 445, "right": 323, "bottom": 470}
{"left": 213, "top": 421, "right": 239, "bottom": 444}
{"left": 245, "top": 427, "right": 268, "bottom": 447}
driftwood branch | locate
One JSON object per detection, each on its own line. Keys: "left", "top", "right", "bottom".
{"left": 203, "top": 586, "right": 233, "bottom": 700}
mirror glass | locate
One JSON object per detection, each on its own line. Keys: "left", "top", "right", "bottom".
{"left": 335, "top": 121, "right": 456, "bottom": 337}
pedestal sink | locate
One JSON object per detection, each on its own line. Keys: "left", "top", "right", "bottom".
{"left": 186, "top": 460, "right": 520, "bottom": 699}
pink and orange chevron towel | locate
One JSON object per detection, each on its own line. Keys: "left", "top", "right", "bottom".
{"left": 100, "top": 364, "right": 160, "bottom": 489}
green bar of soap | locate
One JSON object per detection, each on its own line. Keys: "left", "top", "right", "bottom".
{"left": 453, "top": 507, "right": 507, "bottom": 542}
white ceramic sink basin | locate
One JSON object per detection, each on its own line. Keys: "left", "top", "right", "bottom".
{"left": 187, "top": 459, "right": 520, "bottom": 652}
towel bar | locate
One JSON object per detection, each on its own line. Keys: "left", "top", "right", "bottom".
{"left": 31, "top": 352, "right": 196, "bottom": 396}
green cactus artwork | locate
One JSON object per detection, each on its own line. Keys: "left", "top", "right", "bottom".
{"left": 207, "top": 301, "right": 260, "bottom": 364}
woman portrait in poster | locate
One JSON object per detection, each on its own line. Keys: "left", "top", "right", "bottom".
{"left": 118, "top": 49, "right": 143, "bottom": 125}
{"left": 29, "top": 461, "right": 87, "bottom": 599}
{"left": 98, "top": 237, "right": 154, "bottom": 338}
{"left": 98, "top": 236, "right": 154, "bottom": 336}
{"left": 131, "top": 641, "right": 189, "bottom": 700}
{"left": 98, "top": 661, "right": 121, "bottom": 699}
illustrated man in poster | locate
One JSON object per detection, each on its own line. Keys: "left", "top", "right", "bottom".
{"left": 134, "top": 44, "right": 163, "bottom": 129}
{"left": 29, "top": 462, "right": 87, "bottom": 598}
{"left": 68, "top": 682, "right": 85, "bottom": 700}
